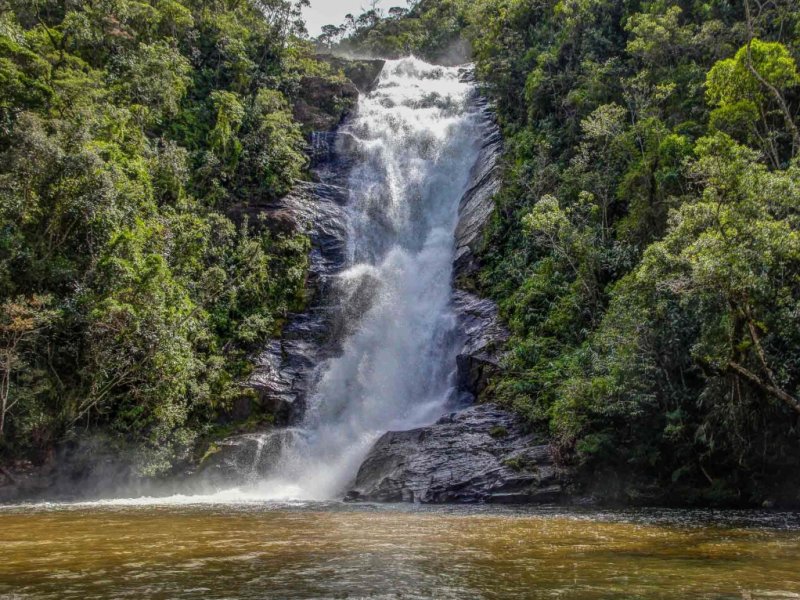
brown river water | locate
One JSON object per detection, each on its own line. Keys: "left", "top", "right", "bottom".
{"left": 1, "top": 503, "right": 799, "bottom": 599}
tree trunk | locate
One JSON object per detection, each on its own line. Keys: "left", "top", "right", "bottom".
{"left": 0, "top": 361, "right": 7, "bottom": 438}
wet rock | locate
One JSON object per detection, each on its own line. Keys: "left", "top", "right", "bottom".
{"left": 246, "top": 181, "right": 350, "bottom": 424}
{"left": 224, "top": 116, "right": 354, "bottom": 428}
{"left": 452, "top": 290, "right": 508, "bottom": 400}
{"left": 346, "top": 403, "right": 567, "bottom": 503}
{"left": 198, "top": 430, "right": 299, "bottom": 485}
{"left": 279, "top": 181, "right": 351, "bottom": 294}
{"left": 454, "top": 100, "right": 502, "bottom": 282}
{"left": 451, "top": 94, "right": 508, "bottom": 400}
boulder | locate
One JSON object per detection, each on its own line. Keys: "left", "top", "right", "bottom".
{"left": 345, "top": 403, "right": 567, "bottom": 503}
{"left": 197, "top": 429, "right": 300, "bottom": 486}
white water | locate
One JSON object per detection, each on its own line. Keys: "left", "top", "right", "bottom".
{"left": 78, "top": 58, "right": 487, "bottom": 506}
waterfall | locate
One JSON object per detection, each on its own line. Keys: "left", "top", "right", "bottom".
{"left": 250, "top": 58, "right": 487, "bottom": 501}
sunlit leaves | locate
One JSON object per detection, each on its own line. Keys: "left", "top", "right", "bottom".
{"left": 706, "top": 40, "right": 800, "bottom": 164}
{"left": 0, "top": 1, "right": 320, "bottom": 470}
{"left": 707, "top": 40, "right": 800, "bottom": 108}
{"left": 110, "top": 41, "right": 192, "bottom": 123}
{"left": 626, "top": 6, "right": 693, "bottom": 66}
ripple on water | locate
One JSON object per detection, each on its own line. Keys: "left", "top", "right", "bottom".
{"left": 2, "top": 504, "right": 797, "bottom": 599}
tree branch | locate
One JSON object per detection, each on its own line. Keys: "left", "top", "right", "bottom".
{"left": 728, "top": 361, "right": 800, "bottom": 415}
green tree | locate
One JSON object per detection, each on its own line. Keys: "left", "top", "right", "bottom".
{"left": 0, "top": 296, "right": 56, "bottom": 438}
{"left": 707, "top": 40, "right": 800, "bottom": 165}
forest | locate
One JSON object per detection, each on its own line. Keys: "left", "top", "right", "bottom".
{"left": 2, "top": 0, "right": 800, "bottom": 507}
{"left": 0, "top": 0, "right": 346, "bottom": 476}
{"left": 327, "top": 0, "right": 800, "bottom": 506}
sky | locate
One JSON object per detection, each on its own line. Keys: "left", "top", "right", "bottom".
{"left": 303, "top": 0, "right": 394, "bottom": 36}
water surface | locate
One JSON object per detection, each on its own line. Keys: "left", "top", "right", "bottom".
{"left": 2, "top": 503, "right": 799, "bottom": 599}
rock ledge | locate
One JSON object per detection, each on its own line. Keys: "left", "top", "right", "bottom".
{"left": 346, "top": 403, "right": 567, "bottom": 503}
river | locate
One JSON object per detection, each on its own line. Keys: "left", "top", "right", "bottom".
{"left": 1, "top": 503, "right": 799, "bottom": 599}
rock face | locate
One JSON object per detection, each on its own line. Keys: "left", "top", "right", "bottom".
{"left": 292, "top": 76, "right": 359, "bottom": 133}
{"left": 346, "top": 404, "right": 566, "bottom": 503}
{"left": 453, "top": 97, "right": 503, "bottom": 283}
{"left": 450, "top": 88, "right": 507, "bottom": 402}
{"left": 245, "top": 181, "right": 350, "bottom": 424}
{"left": 292, "top": 58, "right": 384, "bottom": 133}
{"left": 452, "top": 290, "right": 508, "bottom": 400}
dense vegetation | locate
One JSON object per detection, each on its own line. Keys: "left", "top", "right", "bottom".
{"left": 0, "top": 0, "right": 354, "bottom": 476}
{"left": 316, "top": 0, "right": 470, "bottom": 64}
{"left": 335, "top": 0, "right": 800, "bottom": 505}
{"left": 2, "top": 0, "right": 799, "bottom": 506}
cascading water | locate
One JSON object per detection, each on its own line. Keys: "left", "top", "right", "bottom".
{"left": 245, "top": 58, "right": 487, "bottom": 501}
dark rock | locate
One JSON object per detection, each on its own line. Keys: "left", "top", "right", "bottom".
{"left": 245, "top": 182, "right": 351, "bottom": 423}
{"left": 345, "top": 403, "right": 568, "bottom": 503}
{"left": 197, "top": 429, "right": 300, "bottom": 486}
{"left": 292, "top": 76, "right": 359, "bottom": 133}
{"left": 450, "top": 94, "right": 508, "bottom": 399}
{"left": 292, "top": 58, "right": 384, "bottom": 134}
{"left": 316, "top": 55, "right": 385, "bottom": 93}
{"left": 452, "top": 290, "right": 508, "bottom": 400}
{"left": 454, "top": 100, "right": 502, "bottom": 283}
{"left": 209, "top": 183, "right": 351, "bottom": 427}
